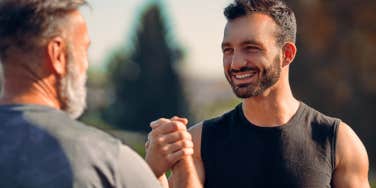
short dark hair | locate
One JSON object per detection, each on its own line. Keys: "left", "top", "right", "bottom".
{"left": 224, "top": 0, "right": 297, "bottom": 46}
{"left": 0, "top": 0, "right": 88, "bottom": 59}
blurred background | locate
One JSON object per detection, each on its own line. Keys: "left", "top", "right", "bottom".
{"left": 79, "top": 0, "right": 376, "bottom": 185}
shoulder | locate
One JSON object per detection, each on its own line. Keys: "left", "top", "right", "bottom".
{"left": 200, "top": 105, "right": 240, "bottom": 132}
{"left": 335, "top": 122, "right": 369, "bottom": 171}
{"left": 333, "top": 122, "right": 370, "bottom": 187}
{"left": 31, "top": 107, "right": 123, "bottom": 164}
{"left": 116, "top": 145, "right": 161, "bottom": 188}
{"left": 301, "top": 102, "right": 340, "bottom": 127}
{"left": 188, "top": 122, "right": 203, "bottom": 159}
{"left": 188, "top": 105, "right": 239, "bottom": 155}
{"left": 40, "top": 107, "right": 119, "bottom": 144}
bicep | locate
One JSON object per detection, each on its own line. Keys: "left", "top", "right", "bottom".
{"left": 332, "top": 122, "right": 370, "bottom": 188}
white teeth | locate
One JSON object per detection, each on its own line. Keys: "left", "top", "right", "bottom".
{"left": 235, "top": 73, "right": 254, "bottom": 79}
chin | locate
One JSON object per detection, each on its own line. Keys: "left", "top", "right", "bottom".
{"left": 233, "top": 86, "right": 261, "bottom": 99}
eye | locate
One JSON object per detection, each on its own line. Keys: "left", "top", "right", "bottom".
{"left": 222, "top": 47, "right": 233, "bottom": 54}
{"left": 245, "top": 46, "right": 260, "bottom": 51}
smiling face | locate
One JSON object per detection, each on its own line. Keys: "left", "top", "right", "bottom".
{"left": 222, "top": 13, "right": 283, "bottom": 98}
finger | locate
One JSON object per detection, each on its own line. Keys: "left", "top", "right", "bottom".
{"left": 167, "top": 148, "right": 194, "bottom": 165}
{"left": 156, "top": 131, "right": 192, "bottom": 145}
{"left": 171, "top": 116, "right": 188, "bottom": 125}
{"left": 153, "top": 121, "right": 187, "bottom": 135}
{"left": 150, "top": 118, "right": 170, "bottom": 129}
{"left": 161, "top": 140, "right": 194, "bottom": 154}
{"left": 147, "top": 132, "right": 152, "bottom": 141}
{"left": 145, "top": 140, "right": 150, "bottom": 149}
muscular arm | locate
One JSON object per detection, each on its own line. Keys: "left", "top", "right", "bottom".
{"left": 332, "top": 122, "right": 370, "bottom": 188}
{"left": 168, "top": 122, "right": 205, "bottom": 188}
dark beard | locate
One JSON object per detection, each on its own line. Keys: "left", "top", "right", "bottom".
{"left": 227, "top": 55, "right": 281, "bottom": 99}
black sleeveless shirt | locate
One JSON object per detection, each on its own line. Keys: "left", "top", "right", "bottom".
{"left": 201, "top": 102, "right": 340, "bottom": 188}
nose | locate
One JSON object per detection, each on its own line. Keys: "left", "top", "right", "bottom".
{"left": 230, "top": 50, "right": 247, "bottom": 70}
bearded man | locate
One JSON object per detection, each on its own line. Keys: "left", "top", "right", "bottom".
{"left": 145, "top": 0, "right": 370, "bottom": 187}
{"left": 0, "top": 0, "right": 161, "bottom": 187}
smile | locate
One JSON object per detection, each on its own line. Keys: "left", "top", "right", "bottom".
{"left": 235, "top": 73, "right": 254, "bottom": 79}
{"left": 232, "top": 70, "right": 257, "bottom": 80}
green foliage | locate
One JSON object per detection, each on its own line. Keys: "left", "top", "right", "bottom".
{"left": 130, "top": 143, "right": 147, "bottom": 158}
{"left": 193, "top": 98, "right": 241, "bottom": 122}
{"left": 103, "top": 3, "right": 191, "bottom": 133}
{"left": 80, "top": 112, "right": 114, "bottom": 130}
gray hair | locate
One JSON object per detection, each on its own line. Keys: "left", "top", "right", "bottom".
{"left": 0, "top": 0, "right": 88, "bottom": 59}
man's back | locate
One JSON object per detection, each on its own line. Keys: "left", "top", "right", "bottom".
{"left": 0, "top": 104, "right": 160, "bottom": 188}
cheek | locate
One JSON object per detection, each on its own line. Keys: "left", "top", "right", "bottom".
{"left": 79, "top": 51, "right": 89, "bottom": 73}
{"left": 223, "top": 55, "right": 232, "bottom": 70}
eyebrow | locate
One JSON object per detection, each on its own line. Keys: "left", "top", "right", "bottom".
{"left": 221, "top": 39, "right": 264, "bottom": 49}
{"left": 241, "top": 40, "right": 263, "bottom": 46}
{"left": 221, "top": 42, "right": 230, "bottom": 49}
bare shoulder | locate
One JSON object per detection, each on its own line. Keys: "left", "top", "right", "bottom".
{"left": 189, "top": 122, "right": 203, "bottom": 138}
{"left": 336, "top": 122, "right": 368, "bottom": 168}
{"left": 188, "top": 122, "right": 203, "bottom": 158}
{"left": 333, "top": 122, "right": 370, "bottom": 188}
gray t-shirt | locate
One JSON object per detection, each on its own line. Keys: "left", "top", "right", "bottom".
{"left": 0, "top": 104, "right": 161, "bottom": 188}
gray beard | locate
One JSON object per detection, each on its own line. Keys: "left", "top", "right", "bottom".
{"left": 59, "top": 54, "right": 87, "bottom": 119}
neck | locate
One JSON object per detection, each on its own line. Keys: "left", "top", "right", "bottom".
{"left": 0, "top": 60, "right": 61, "bottom": 109}
{"left": 242, "top": 76, "right": 300, "bottom": 127}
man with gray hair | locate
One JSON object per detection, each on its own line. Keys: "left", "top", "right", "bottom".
{"left": 0, "top": 0, "right": 161, "bottom": 187}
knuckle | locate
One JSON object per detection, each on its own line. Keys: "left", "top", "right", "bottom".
{"left": 176, "top": 121, "right": 186, "bottom": 130}
{"left": 159, "top": 118, "right": 170, "bottom": 123}
{"left": 149, "top": 130, "right": 158, "bottom": 138}
{"left": 180, "top": 141, "right": 187, "bottom": 147}
{"left": 185, "top": 140, "right": 193, "bottom": 148}
{"left": 178, "top": 131, "right": 186, "bottom": 139}
{"left": 161, "top": 146, "right": 169, "bottom": 154}
{"left": 183, "top": 132, "right": 191, "bottom": 140}
{"left": 182, "top": 149, "right": 189, "bottom": 155}
{"left": 183, "top": 148, "right": 193, "bottom": 155}
{"left": 170, "top": 122, "right": 180, "bottom": 131}
{"left": 149, "top": 121, "right": 156, "bottom": 126}
{"left": 156, "top": 137, "right": 164, "bottom": 144}
{"left": 180, "top": 123, "right": 188, "bottom": 131}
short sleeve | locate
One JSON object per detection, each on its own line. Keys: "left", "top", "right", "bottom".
{"left": 115, "top": 145, "right": 161, "bottom": 188}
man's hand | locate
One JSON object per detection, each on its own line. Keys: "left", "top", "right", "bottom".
{"left": 145, "top": 117, "right": 194, "bottom": 179}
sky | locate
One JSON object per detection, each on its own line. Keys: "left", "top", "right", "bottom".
{"left": 82, "top": 0, "right": 232, "bottom": 79}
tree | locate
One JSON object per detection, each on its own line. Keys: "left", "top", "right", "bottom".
{"left": 103, "top": 3, "right": 190, "bottom": 133}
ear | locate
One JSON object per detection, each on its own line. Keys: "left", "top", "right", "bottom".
{"left": 47, "top": 37, "right": 67, "bottom": 77}
{"left": 281, "top": 42, "right": 297, "bottom": 67}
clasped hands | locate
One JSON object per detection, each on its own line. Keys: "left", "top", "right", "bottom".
{"left": 145, "top": 116, "right": 194, "bottom": 178}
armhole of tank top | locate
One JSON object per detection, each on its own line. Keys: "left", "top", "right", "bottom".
{"left": 200, "top": 121, "right": 207, "bottom": 167}
{"left": 201, "top": 120, "right": 209, "bottom": 183}
{"left": 331, "top": 119, "right": 340, "bottom": 172}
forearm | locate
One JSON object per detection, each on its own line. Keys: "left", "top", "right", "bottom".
{"left": 169, "top": 157, "right": 203, "bottom": 188}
